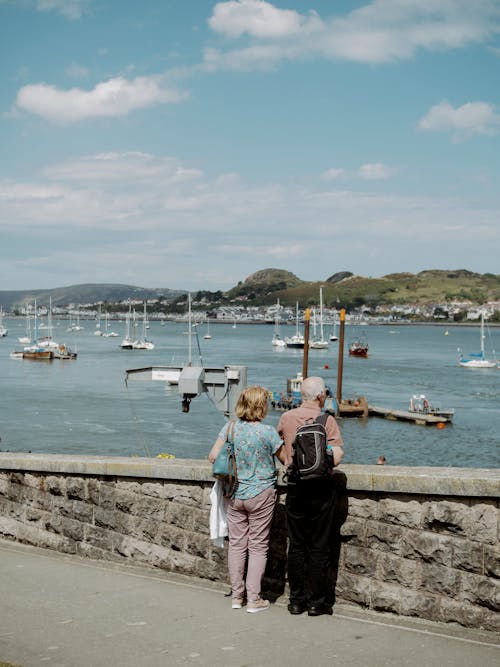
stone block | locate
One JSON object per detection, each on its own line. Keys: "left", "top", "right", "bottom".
{"left": 191, "top": 507, "right": 210, "bottom": 535}
{"left": 424, "top": 498, "right": 469, "bottom": 535}
{"left": 76, "top": 542, "right": 121, "bottom": 562}
{"left": 66, "top": 476, "right": 87, "bottom": 501}
{"left": 157, "top": 524, "right": 186, "bottom": 551}
{"left": 469, "top": 501, "right": 498, "bottom": 545}
{"left": 87, "top": 478, "right": 100, "bottom": 505}
{"left": 0, "top": 476, "right": 8, "bottom": 496}
{"left": 98, "top": 483, "right": 116, "bottom": 510}
{"left": 484, "top": 545, "right": 500, "bottom": 579}
{"left": 93, "top": 506, "right": 118, "bottom": 530}
{"left": 420, "top": 562, "right": 461, "bottom": 597}
{"left": 365, "top": 520, "right": 404, "bottom": 555}
{"left": 72, "top": 500, "right": 94, "bottom": 524}
{"left": 185, "top": 532, "right": 212, "bottom": 559}
{"left": 347, "top": 494, "right": 378, "bottom": 520}
{"left": 46, "top": 476, "right": 65, "bottom": 496}
{"left": 379, "top": 496, "right": 423, "bottom": 529}
{"left": 378, "top": 553, "right": 418, "bottom": 588}
{"left": 168, "top": 502, "right": 194, "bottom": 530}
{"left": 481, "top": 609, "right": 500, "bottom": 633}
{"left": 343, "top": 544, "right": 378, "bottom": 577}
{"left": 335, "top": 571, "right": 371, "bottom": 607}
{"left": 371, "top": 581, "right": 401, "bottom": 614}
{"left": 84, "top": 524, "right": 113, "bottom": 552}
{"left": 340, "top": 517, "right": 366, "bottom": 547}
{"left": 401, "top": 529, "right": 453, "bottom": 566}
{"left": 438, "top": 598, "right": 489, "bottom": 629}
{"left": 399, "top": 589, "right": 440, "bottom": 622}
{"left": 114, "top": 489, "right": 138, "bottom": 513}
{"left": 461, "top": 572, "right": 500, "bottom": 612}
{"left": 450, "top": 535, "right": 484, "bottom": 574}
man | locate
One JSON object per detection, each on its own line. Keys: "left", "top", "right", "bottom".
{"left": 277, "top": 376, "right": 344, "bottom": 617}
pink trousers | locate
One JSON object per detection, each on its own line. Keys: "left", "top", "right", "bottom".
{"left": 227, "top": 487, "right": 277, "bottom": 601}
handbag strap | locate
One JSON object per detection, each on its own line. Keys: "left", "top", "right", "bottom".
{"left": 224, "top": 420, "right": 238, "bottom": 498}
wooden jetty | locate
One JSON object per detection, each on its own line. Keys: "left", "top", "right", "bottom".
{"left": 368, "top": 405, "right": 451, "bottom": 425}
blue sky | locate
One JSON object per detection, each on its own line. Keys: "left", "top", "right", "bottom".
{"left": 1, "top": 0, "right": 499, "bottom": 291}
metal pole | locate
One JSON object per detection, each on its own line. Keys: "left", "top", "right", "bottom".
{"left": 336, "top": 308, "right": 346, "bottom": 405}
{"left": 302, "top": 307, "right": 310, "bottom": 379}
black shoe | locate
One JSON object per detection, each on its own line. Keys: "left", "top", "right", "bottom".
{"left": 288, "top": 602, "right": 306, "bottom": 615}
{"left": 307, "top": 604, "right": 333, "bottom": 617}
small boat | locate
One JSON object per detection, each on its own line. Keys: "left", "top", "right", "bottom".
{"left": 329, "top": 312, "right": 339, "bottom": 342}
{"left": 271, "top": 299, "right": 285, "bottom": 347}
{"left": 0, "top": 308, "right": 8, "bottom": 337}
{"left": 131, "top": 302, "right": 155, "bottom": 350}
{"left": 349, "top": 337, "right": 369, "bottom": 357}
{"left": 285, "top": 303, "right": 305, "bottom": 348}
{"left": 309, "top": 288, "right": 329, "bottom": 349}
{"left": 204, "top": 320, "right": 212, "bottom": 340}
{"left": 120, "top": 306, "right": 134, "bottom": 349}
{"left": 408, "top": 394, "right": 454, "bottom": 421}
{"left": 458, "top": 313, "right": 497, "bottom": 368}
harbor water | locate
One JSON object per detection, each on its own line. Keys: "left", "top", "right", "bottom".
{"left": 0, "top": 319, "right": 499, "bottom": 468}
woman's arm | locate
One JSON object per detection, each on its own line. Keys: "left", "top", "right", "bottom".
{"left": 208, "top": 437, "right": 225, "bottom": 464}
{"left": 274, "top": 444, "right": 286, "bottom": 465}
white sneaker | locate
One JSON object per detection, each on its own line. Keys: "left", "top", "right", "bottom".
{"left": 246, "top": 597, "right": 270, "bottom": 613}
{"left": 231, "top": 598, "right": 244, "bottom": 609}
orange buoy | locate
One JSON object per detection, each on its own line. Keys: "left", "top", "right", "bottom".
{"left": 437, "top": 422, "right": 446, "bottom": 430}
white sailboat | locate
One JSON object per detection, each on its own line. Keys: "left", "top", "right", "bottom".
{"left": 330, "top": 309, "right": 339, "bottom": 341}
{"left": 18, "top": 312, "right": 32, "bottom": 344}
{"left": 132, "top": 302, "right": 155, "bottom": 350}
{"left": 272, "top": 298, "right": 286, "bottom": 347}
{"left": 94, "top": 304, "right": 103, "bottom": 336}
{"left": 120, "top": 305, "right": 134, "bottom": 349}
{"left": 0, "top": 308, "right": 8, "bottom": 337}
{"left": 102, "top": 311, "right": 118, "bottom": 337}
{"left": 309, "top": 287, "right": 328, "bottom": 349}
{"left": 458, "top": 313, "right": 497, "bottom": 368}
{"left": 285, "top": 302, "right": 305, "bottom": 348}
{"left": 203, "top": 319, "right": 212, "bottom": 340}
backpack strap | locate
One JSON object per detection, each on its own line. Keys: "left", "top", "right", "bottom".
{"left": 317, "top": 412, "right": 329, "bottom": 427}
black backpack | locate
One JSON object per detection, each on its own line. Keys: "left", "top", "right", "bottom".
{"left": 288, "top": 412, "right": 332, "bottom": 481}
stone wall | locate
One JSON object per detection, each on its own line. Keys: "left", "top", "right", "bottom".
{"left": 0, "top": 453, "right": 498, "bottom": 632}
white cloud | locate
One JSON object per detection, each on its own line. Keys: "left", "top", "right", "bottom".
{"left": 65, "top": 63, "right": 90, "bottom": 79}
{"left": 418, "top": 100, "right": 500, "bottom": 138}
{"left": 209, "top": 0, "right": 320, "bottom": 39}
{"left": 204, "top": 0, "right": 500, "bottom": 70}
{"left": 37, "top": 0, "right": 91, "bottom": 20}
{"left": 321, "top": 168, "right": 345, "bottom": 181}
{"left": 15, "top": 76, "right": 188, "bottom": 123}
{"left": 358, "top": 163, "right": 395, "bottom": 180}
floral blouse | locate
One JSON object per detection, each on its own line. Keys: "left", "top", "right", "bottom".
{"left": 217, "top": 420, "right": 282, "bottom": 500}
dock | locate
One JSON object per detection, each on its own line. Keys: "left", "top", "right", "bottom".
{"left": 368, "top": 404, "right": 451, "bottom": 425}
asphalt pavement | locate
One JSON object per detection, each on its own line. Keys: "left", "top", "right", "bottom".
{"left": 0, "top": 539, "right": 498, "bottom": 667}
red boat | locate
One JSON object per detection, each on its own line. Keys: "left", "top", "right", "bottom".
{"left": 349, "top": 338, "right": 369, "bottom": 358}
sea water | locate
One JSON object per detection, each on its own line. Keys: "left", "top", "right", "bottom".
{"left": 0, "top": 319, "right": 499, "bottom": 469}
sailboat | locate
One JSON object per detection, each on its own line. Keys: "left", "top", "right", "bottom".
{"left": 94, "top": 304, "right": 103, "bottom": 336}
{"left": 309, "top": 288, "right": 328, "bottom": 349}
{"left": 102, "top": 311, "right": 118, "bottom": 337}
{"left": 329, "top": 310, "right": 339, "bottom": 341}
{"left": 458, "top": 313, "right": 497, "bottom": 368}
{"left": 203, "top": 319, "right": 212, "bottom": 340}
{"left": 120, "top": 305, "right": 134, "bottom": 349}
{"left": 132, "top": 302, "right": 155, "bottom": 350}
{"left": 285, "top": 302, "right": 305, "bottom": 348}
{"left": 0, "top": 308, "right": 8, "bottom": 337}
{"left": 18, "top": 312, "right": 32, "bottom": 344}
{"left": 272, "top": 299, "right": 285, "bottom": 347}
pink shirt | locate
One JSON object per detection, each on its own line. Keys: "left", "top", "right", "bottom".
{"left": 277, "top": 401, "right": 343, "bottom": 463}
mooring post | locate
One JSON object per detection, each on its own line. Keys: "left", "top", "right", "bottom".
{"left": 336, "top": 308, "right": 346, "bottom": 405}
{"left": 302, "top": 307, "right": 310, "bottom": 379}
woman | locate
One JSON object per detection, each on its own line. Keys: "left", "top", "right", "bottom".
{"left": 208, "top": 386, "right": 285, "bottom": 613}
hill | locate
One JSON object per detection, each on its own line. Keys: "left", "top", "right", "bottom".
{"left": 0, "top": 284, "right": 184, "bottom": 311}
{"left": 226, "top": 268, "right": 500, "bottom": 308}
{"left": 1, "top": 269, "right": 499, "bottom": 312}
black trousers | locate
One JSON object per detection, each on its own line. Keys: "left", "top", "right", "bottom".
{"left": 285, "top": 478, "right": 336, "bottom": 607}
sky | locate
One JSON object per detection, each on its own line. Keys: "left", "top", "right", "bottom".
{"left": 1, "top": 0, "right": 499, "bottom": 292}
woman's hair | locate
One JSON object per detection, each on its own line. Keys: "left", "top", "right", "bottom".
{"left": 235, "top": 385, "right": 269, "bottom": 422}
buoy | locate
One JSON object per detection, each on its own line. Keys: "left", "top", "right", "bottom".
{"left": 324, "top": 364, "right": 329, "bottom": 369}
{"left": 437, "top": 422, "right": 446, "bottom": 430}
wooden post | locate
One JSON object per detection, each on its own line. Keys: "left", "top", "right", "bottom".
{"left": 336, "top": 308, "right": 346, "bottom": 405}
{"left": 302, "top": 307, "right": 310, "bottom": 379}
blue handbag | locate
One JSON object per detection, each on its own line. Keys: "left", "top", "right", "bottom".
{"left": 212, "top": 421, "right": 238, "bottom": 497}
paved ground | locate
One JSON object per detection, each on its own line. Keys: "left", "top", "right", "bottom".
{"left": 0, "top": 539, "right": 498, "bottom": 667}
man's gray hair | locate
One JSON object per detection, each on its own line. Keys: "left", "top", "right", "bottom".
{"left": 300, "top": 376, "right": 326, "bottom": 401}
